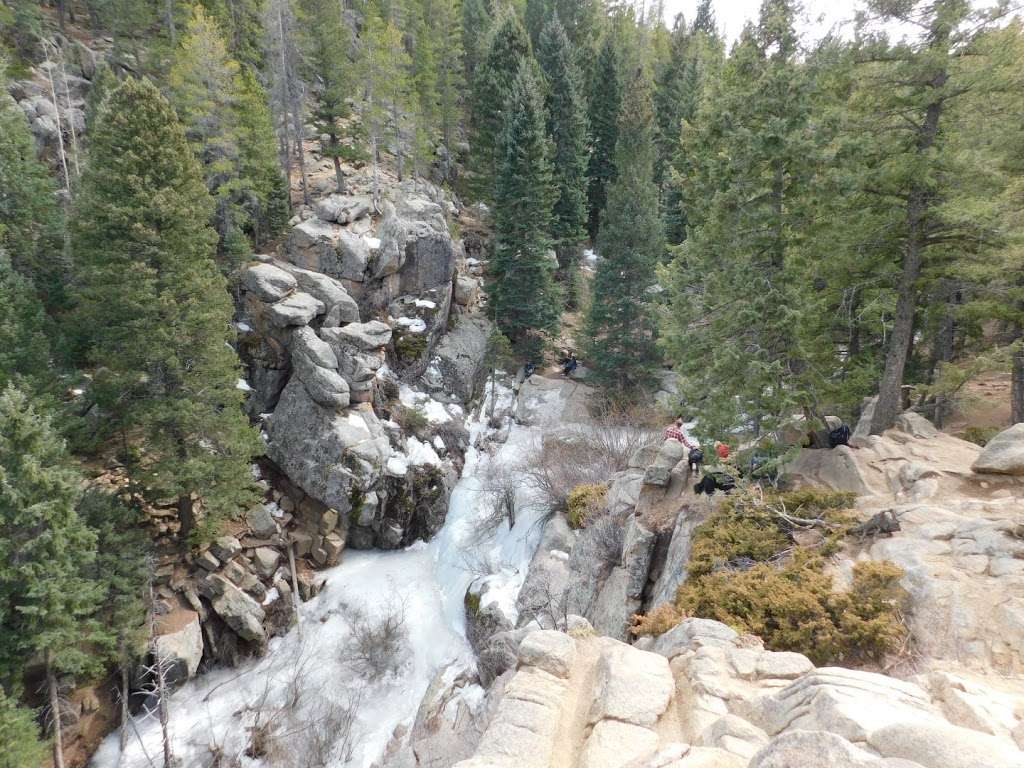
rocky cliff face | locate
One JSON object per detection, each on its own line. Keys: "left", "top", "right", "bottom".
{"left": 238, "top": 179, "right": 490, "bottom": 555}
{"left": 151, "top": 178, "right": 492, "bottom": 687}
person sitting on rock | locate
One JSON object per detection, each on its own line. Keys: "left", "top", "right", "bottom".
{"left": 561, "top": 353, "right": 578, "bottom": 377}
{"left": 715, "top": 441, "right": 731, "bottom": 461}
{"left": 828, "top": 422, "right": 852, "bottom": 449}
{"left": 664, "top": 418, "right": 694, "bottom": 448}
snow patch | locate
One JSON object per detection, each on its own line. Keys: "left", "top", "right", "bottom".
{"left": 397, "top": 316, "right": 427, "bottom": 333}
{"left": 236, "top": 378, "right": 253, "bottom": 392}
{"left": 414, "top": 299, "right": 436, "bottom": 310}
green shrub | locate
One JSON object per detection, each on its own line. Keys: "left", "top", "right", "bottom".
{"left": 961, "top": 425, "right": 999, "bottom": 446}
{"left": 674, "top": 555, "right": 909, "bottom": 666}
{"left": 566, "top": 483, "right": 607, "bottom": 528}
{"left": 687, "top": 488, "right": 855, "bottom": 578}
{"left": 393, "top": 404, "right": 429, "bottom": 436}
{"left": 394, "top": 330, "right": 429, "bottom": 363}
{"left": 635, "top": 487, "right": 907, "bottom": 665}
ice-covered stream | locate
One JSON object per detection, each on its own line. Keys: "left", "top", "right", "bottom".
{"left": 91, "top": 384, "right": 553, "bottom": 768}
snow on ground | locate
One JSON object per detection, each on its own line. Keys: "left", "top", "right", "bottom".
{"left": 396, "top": 316, "right": 427, "bottom": 333}
{"left": 398, "top": 383, "right": 459, "bottom": 424}
{"left": 91, "top": 392, "right": 551, "bottom": 768}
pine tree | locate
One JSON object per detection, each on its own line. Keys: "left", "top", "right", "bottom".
{"left": 661, "top": 1, "right": 814, "bottom": 438}
{"left": 235, "top": 68, "right": 289, "bottom": 246}
{"left": 0, "top": 75, "right": 63, "bottom": 308}
{"left": 585, "top": 36, "right": 621, "bottom": 241}
{"left": 490, "top": 62, "right": 560, "bottom": 358}
{"left": 538, "top": 14, "right": 588, "bottom": 278}
{"left": 0, "top": 251, "right": 51, "bottom": 392}
{"left": 169, "top": 7, "right": 284, "bottom": 262}
{"left": 469, "top": 6, "right": 531, "bottom": 202}
{"left": 692, "top": 0, "right": 715, "bottom": 34}
{"left": 0, "top": 386, "right": 103, "bottom": 767}
{"left": 199, "top": 0, "right": 268, "bottom": 70}
{"left": 71, "top": 78, "right": 260, "bottom": 544}
{"left": 585, "top": 67, "right": 663, "bottom": 395}
{"left": 434, "top": 0, "right": 465, "bottom": 179}
{"left": 360, "top": 10, "right": 414, "bottom": 203}
{"left": 460, "top": 0, "right": 492, "bottom": 83}
{"left": 0, "top": 687, "right": 46, "bottom": 768}
{"left": 296, "top": 0, "right": 356, "bottom": 193}
{"left": 847, "top": 1, "right": 1006, "bottom": 434}
{"left": 525, "top": 0, "right": 554, "bottom": 50}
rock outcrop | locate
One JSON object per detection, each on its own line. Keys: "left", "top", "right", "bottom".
{"left": 454, "top": 619, "right": 1024, "bottom": 768}
{"left": 236, "top": 179, "right": 489, "bottom": 562}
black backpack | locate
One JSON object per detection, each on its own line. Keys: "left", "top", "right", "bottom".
{"left": 688, "top": 448, "right": 704, "bottom": 465}
{"left": 828, "top": 424, "right": 852, "bottom": 448}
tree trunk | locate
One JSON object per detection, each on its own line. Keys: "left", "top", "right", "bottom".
{"left": 870, "top": 67, "right": 946, "bottom": 434}
{"left": 870, "top": 231, "right": 922, "bottom": 434}
{"left": 287, "top": 536, "right": 302, "bottom": 634}
{"left": 1013, "top": 343, "right": 1024, "bottom": 424}
{"left": 177, "top": 494, "right": 194, "bottom": 544}
{"left": 165, "top": 0, "right": 177, "bottom": 46}
{"left": 118, "top": 641, "right": 130, "bottom": 754}
{"left": 331, "top": 136, "right": 346, "bottom": 194}
{"left": 47, "top": 653, "right": 65, "bottom": 768}
{"left": 290, "top": 84, "right": 310, "bottom": 206}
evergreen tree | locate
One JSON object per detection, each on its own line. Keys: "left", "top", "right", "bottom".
{"left": 235, "top": 68, "right": 289, "bottom": 246}
{"left": 469, "top": 6, "right": 531, "bottom": 202}
{"left": 538, "top": 14, "right": 588, "bottom": 282}
{"left": 585, "top": 36, "right": 621, "bottom": 241}
{"left": 460, "top": 0, "right": 492, "bottom": 83}
{"left": 199, "top": 0, "right": 268, "bottom": 70}
{"left": 490, "top": 62, "right": 560, "bottom": 358}
{"left": 297, "top": 0, "right": 357, "bottom": 193}
{"left": 693, "top": 0, "right": 715, "bottom": 34}
{"left": 71, "top": 78, "right": 260, "bottom": 544}
{"left": 434, "top": 0, "right": 465, "bottom": 178}
{"left": 585, "top": 68, "right": 662, "bottom": 395}
{"left": 0, "top": 687, "right": 46, "bottom": 768}
{"left": 847, "top": 0, "right": 1008, "bottom": 434}
{"left": 169, "top": 7, "right": 284, "bottom": 260}
{"left": 359, "top": 10, "right": 414, "bottom": 202}
{"left": 661, "top": 1, "right": 814, "bottom": 438}
{"left": 525, "top": 0, "right": 553, "bottom": 50}
{"left": 0, "top": 252, "right": 51, "bottom": 392}
{"left": 0, "top": 76, "right": 63, "bottom": 308}
{"left": 0, "top": 386, "right": 103, "bottom": 766}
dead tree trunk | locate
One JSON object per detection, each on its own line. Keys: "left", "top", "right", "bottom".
{"left": 1013, "top": 340, "right": 1024, "bottom": 424}
{"left": 46, "top": 652, "right": 65, "bottom": 768}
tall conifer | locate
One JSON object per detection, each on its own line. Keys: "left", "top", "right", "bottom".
{"left": 538, "top": 14, "right": 588, "bottom": 276}
{"left": 469, "top": 7, "right": 531, "bottom": 202}
{"left": 585, "top": 68, "right": 663, "bottom": 395}
{"left": 490, "top": 62, "right": 560, "bottom": 358}
{"left": 585, "top": 36, "right": 620, "bottom": 241}
{"left": 71, "top": 78, "right": 260, "bottom": 544}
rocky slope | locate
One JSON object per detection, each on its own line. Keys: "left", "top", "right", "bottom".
{"left": 455, "top": 398, "right": 1024, "bottom": 768}
{"left": 453, "top": 617, "right": 1023, "bottom": 768}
